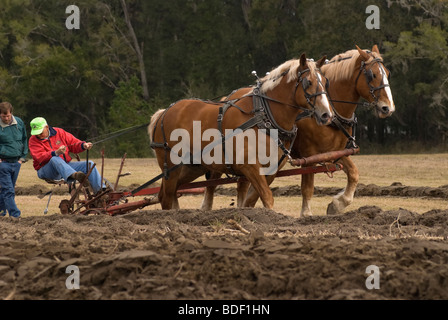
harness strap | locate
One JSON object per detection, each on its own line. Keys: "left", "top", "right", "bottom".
{"left": 150, "top": 103, "right": 179, "bottom": 179}
{"left": 217, "top": 101, "right": 266, "bottom": 176}
{"left": 216, "top": 85, "right": 302, "bottom": 177}
{"left": 130, "top": 163, "right": 183, "bottom": 196}
{"left": 254, "top": 91, "right": 298, "bottom": 163}
{"left": 331, "top": 116, "right": 358, "bottom": 149}
{"left": 295, "top": 109, "right": 314, "bottom": 121}
{"left": 252, "top": 91, "right": 298, "bottom": 141}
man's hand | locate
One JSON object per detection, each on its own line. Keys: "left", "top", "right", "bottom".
{"left": 56, "top": 145, "right": 67, "bottom": 156}
{"left": 83, "top": 142, "right": 93, "bottom": 150}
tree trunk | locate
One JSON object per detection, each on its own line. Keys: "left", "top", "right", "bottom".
{"left": 120, "top": 0, "right": 150, "bottom": 101}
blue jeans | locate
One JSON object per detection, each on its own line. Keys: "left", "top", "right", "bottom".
{"left": 37, "top": 157, "right": 104, "bottom": 193}
{"left": 0, "top": 162, "right": 22, "bottom": 218}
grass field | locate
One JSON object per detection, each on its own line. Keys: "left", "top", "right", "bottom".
{"left": 14, "top": 153, "right": 448, "bottom": 217}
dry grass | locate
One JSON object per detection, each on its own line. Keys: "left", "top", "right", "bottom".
{"left": 13, "top": 153, "right": 448, "bottom": 217}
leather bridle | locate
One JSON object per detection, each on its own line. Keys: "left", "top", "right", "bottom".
{"left": 354, "top": 57, "right": 391, "bottom": 106}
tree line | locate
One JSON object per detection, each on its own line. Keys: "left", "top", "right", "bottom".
{"left": 0, "top": 0, "right": 447, "bottom": 157}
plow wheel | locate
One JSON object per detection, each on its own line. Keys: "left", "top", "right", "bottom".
{"left": 59, "top": 199, "right": 73, "bottom": 215}
{"left": 58, "top": 181, "right": 94, "bottom": 215}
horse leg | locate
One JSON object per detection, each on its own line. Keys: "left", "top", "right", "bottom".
{"left": 172, "top": 195, "right": 180, "bottom": 209}
{"left": 200, "top": 171, "right": 222, "bottom": 210}
{"left": 242, "top": 174, "right": 276, "bottom": 207}
{"left": 236, "top": 180, "right": 251, "bottom": 207}
{"left": 327, "top": 156, "right": 359, "bottom": 215}
{"left": 240, "top": 169, "right": 274, "bottom": 209}
{"left": 300, "top": 172, "right": 315, "bottom": 217}
{"left": 158, "top": 171, "right": 181, "bottom": 210}
{"left": 241, "top": 159, "right": 286, "bottom": 208}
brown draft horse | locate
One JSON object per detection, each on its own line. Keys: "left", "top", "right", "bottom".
{"left": 201, "top": 45, "right": 395, "bottom": 216}
{"left": 148, "top": 54, "right": 333, "bottom": 210}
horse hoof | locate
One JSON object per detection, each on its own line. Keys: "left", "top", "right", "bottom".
{"left": 300, "top": 210, "right": 313, "bottom": 218}
{"left": 326, "top": 202, "right": 339, "bottom": 215}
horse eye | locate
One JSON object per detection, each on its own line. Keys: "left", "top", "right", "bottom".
{"left": 306, "top": 79, "right": 312, "bottom": 87}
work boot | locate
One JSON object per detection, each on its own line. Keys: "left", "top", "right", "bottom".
{"left": 70, "top": 171, "right": 88, "bottom": 186}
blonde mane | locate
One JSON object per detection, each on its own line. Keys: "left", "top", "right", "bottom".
{"left": 260, "top": 58, "right": 317, "bottom": 93}
{"left": 321, "top": 49, "right": 383, "bottom": 82}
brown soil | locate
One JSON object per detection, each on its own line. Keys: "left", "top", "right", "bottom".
{"left": 16, "top": 182, "right": 448, "bottom": 199}
{"left": 216, "top": 182, "right": 448, "bottom": 199}
{"left": 1, "top": 184, "right": 448, "bottom": 300}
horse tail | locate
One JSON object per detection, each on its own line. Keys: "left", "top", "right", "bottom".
{"left": 148, "top": 109, "right": 166, "bottom": 142}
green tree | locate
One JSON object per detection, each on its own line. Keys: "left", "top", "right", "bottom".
{"left": 103, "top": 75, "right": 154, "bottom": 157}
{"left": 384, "top": 0, "right": 448, "bottom": 149}
{"left": 1, "top": 0, "right": 140, "bottom": 140}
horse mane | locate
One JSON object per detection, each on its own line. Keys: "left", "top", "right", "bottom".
{"left": 260, "top": 58, "right": 317, "bottom": 93}
{"left": 148, "top": 109, "right": 165, "bottom": 142}
{"left": 321, "top": 49, "right": 383, "bottom": 82}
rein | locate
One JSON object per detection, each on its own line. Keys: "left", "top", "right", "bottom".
{"left": 89, "top": 123, "right": 150, "bottom": 145}
{"left": 45, "top": 123, "right": 150, "bottom": 152}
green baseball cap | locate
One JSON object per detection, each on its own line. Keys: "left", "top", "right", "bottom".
{"left": 30, "top": 117, "right": 48, "bottom": 135}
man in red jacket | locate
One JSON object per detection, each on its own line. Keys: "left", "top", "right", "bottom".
{"left": 28, "top": 117, "right": 104, "bottom": 193}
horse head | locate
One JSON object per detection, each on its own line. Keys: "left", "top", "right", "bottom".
{"left": 258, "top": 53, "right": 333, "bottom": 127}
{"left": 356, "top": 45, "right": 395, "bottom": 118}
{"left": 294, "top": 53, "right": 333, "bottom": 126}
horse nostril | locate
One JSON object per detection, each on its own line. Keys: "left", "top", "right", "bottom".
{"left": 321, "top": 113, "right": 330, "bottom": 122}
{"left": 381, "top": 106, "right": 390, "bottom": 114}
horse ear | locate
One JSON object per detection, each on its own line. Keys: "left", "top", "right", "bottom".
{"left": 300, "top": 53, "right": 307, "bottom": 67}
{"left": 316, "top": 55, "right": 327, "bottom": 68}
{"left": 356, "top": 45, "right": 370, "bottom": 61}
{"left": 372, "top": 44, "right": 380, "bottom": 54}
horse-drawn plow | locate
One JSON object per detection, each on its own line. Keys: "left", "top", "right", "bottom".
{"left": 48, "top": 147, "right": 359, "bottom": 216}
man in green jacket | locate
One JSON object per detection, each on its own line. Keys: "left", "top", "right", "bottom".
{"left": 0, "top": 102, "right": 28, "bottom": 218}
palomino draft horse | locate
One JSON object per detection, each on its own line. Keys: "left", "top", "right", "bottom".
{"left": 237, "top": 45, "right": 395, "bottom": 216}
{"left": 149, "top": 54, "right": 333, "bottom": 210}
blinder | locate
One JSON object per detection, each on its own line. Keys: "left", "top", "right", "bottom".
{"left": 363, "top": 61, "right": 391, "bottom": 84}
{"left": 302, "top": 78, "right": 311, "bottom": 90}
{"left": 365, "top": 69, "right": 374, "bottom": 83}
{"left": 296, "top": 68, "right": 328, "bottom": 111}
